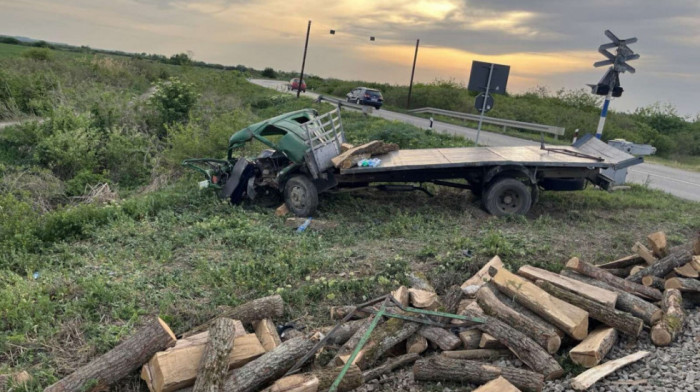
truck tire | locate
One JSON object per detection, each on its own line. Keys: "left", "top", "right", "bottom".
{"left": 483, "top": 178, "right": 532, "bottom": 216}
{"left": 284, "top": 175, "right": 319, "bottom": 217}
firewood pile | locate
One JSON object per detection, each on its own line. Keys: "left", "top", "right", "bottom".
{"left": 12, "top": 232, "right": 697, "bottom": 392}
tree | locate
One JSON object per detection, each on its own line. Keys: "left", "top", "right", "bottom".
{"left": 261, "top": 67, "right": 278, "bottom": 79}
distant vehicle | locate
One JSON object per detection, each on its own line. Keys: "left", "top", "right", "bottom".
{"left": 289, "top": 78, "right": 306, "bottom": 93}
{"left": 346, "top": 87, "right": 383, "bottom": 109}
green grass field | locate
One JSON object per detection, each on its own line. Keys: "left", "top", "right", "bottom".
{"left": 1, "top": 43, "right": 699, "bottom": 391}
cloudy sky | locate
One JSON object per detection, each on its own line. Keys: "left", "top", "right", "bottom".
{"left": 1, "top": 0, "right": 699, "bottom": 116}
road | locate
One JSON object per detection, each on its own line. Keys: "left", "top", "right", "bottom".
{"left": 255, "top": 79, "right": 700, "bottom": 202}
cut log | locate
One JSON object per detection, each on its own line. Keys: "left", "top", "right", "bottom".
{"left": 674, "top": 263, "right": 699, "bottom": 278}
{"left": 473, "top": 376, "right": 521, "bottom": 392}
{"left": 476, "top": 285, "right": 561, "bottom": 354}
{"left": 596, "top": 255, "right": 643, "bottom": 269}
{"left": 461, "top": 305, "right": 564, "bottom": 380}
{"left": 626, "top": 249, "right": 693, "bottom": 283}
{"left": 517, "top": 265, "right": 617, "bottom": 308}
{"left": 569, "top": 327, "right": 617, "bottom": 368}
{"left": 192, "top": 318, "right": 238, "bottom": 392}
{"left": 263, "top": 374, "right": 318, "bottom": 392}
{"left": 451, "top": 298, "right": 476, "bottom": 325}
{"left": 340, "top": 143, "right": 354, "bottom": 153}
{"left": 665, "top": 277, "right": 700, "bottom": 292}
{"left": 408, "top": 288, "right": 440, "bottom": 309}
{"left": 461, "top": 255, "right": 504, "bottom": 294}
{"left": 406, "top": 334, "right": 428, "bottom": 354}
{"left": 315, "top": 365, "right": 362, "bottom": 392}
{"left": 331, "top": 141, "right": 398, "bottom": 169}
{"left": 560, "top": 270, "right": 662, "bottom": 326}
{"left": 355, "top": 318, "right": 421, "bottom": 369}
{"left": 459, "top": 329, "right": 482, "bottom": 349}
{"left": 418, "top": 326, "right": 461, "bottom": 351}
{"left": 478, "top": 333, "right": 503, "bottom": 349}
{"left": 408, "top": 272, "right": 435, "bottom": 292}
{"left": 632, "top": 242, "right": 656, "bottom": 265}
{"left": 329, "top": 306, "right": 369, "bottom": 320}
{"left": 275, "top": 204, "right": 289, "bottom": 217}
{"left": 489, "top": 267, "right": 589, "bottom": 340}
{"left": 224, "top": 336, "right": 315, "bottom": 392}
{"left": 0, "top": 371, "right": 32, "bottom": 391}
{"left": 413, "top": 356, "right": 545, "bottom": 392}
{"left": 629, "top": 265, "right": 645, "bottom": 276}
{"left": 485, "top": 282, "right": 565, "bottom": 338}
{"left": 184, "top": 295, "right": 284, "bottom": 337}
{"left": 46, "top": 317, "right": 176, "bottom": 392}
{"left": 435, "top": 285, "right": 462, "bottom": 324}
{"left": 321, "top": 319, "right": 367, "bottom": 346}
{"left": 651, "top": 289, "right": 685, "bottom": 346}
{"left": 535, "top": 281, "right": 643, "bottom": 337}
{"left": 641, "top": 275, "right": 665, "bottom": 291}
{"left": 606, "top": 267, "right": 633, "bottom": 278}
{"left": 647, "top": 231, "right": 668, "bottom": 258}
{"left": 570, "top": 351, "right": 650, "bottom": 391}
{"left": 362, "top": 353, "right": 419, "bottom": 383}
{"left": 253, "top": 319, "right": 282, "bottom": 352}
{"left": 391, "top": 286, "right": 409, "bottom": 306}
{"left": 691, "top": 255, "right": 700, "bottom": 271}
{"left": 565, "top": 257, "right": 662, "bottom": 301}
{"left": 142, "top": 333, "right": 265, "bottom": 392}
{"left": 442, "top": 349, "right": 512, "bottom": 360}
{"left": 330, "top": 315, "right": 379, "bottom": 367}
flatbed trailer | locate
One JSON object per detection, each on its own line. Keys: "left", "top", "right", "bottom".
{"left": 183, "top": 108, "right": 641, "bottom": 216}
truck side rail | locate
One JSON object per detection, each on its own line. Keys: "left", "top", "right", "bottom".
{"left": 301, "top": 108, "right": 346, "bottom": 178}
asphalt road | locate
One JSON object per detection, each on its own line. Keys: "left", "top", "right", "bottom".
{"left": 244, "top": 79, "right": 700, "bottom": 202}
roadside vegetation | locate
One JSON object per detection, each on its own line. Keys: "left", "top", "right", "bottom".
{"left": 0, "top": 40, "right": 699, "bottom": 390}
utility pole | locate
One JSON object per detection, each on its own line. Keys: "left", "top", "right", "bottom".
{"left": 297, "top": 20, "right": 311, "bottom": 98}
{"left": 407, "top": 39, "right": 419, "bottom": 109}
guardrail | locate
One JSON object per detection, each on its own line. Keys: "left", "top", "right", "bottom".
{"left": 408, "top": 107, "right": 565, "bottom": 137}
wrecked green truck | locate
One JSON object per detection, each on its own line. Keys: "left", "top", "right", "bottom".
{"left": 183, "top": 107, "right": 641, "bottom": 216}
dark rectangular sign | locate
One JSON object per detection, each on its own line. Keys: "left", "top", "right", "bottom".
{"left": 467, "top": 60, "right": 510, "bottom": 94}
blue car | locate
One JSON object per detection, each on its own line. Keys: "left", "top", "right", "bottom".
{"left": 346, "top": 87, "right": 383, "bottom": 109}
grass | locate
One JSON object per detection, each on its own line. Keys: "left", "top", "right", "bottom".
{"left": 0, "top": 43, "right": 31, "bottom": 58}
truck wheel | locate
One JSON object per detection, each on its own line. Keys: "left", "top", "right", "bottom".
{"left": 284, "top": 175, "right": 318, "bottom": 217}
{"left": 483, "top": 178, "right": 532, "bottom": 216}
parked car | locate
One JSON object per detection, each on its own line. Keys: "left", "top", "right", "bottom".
{"left": 346, "top": 87, "right": 383, "bottom": 109}
{"left": 289, "top": 78, "right": 306, "bottom": 92}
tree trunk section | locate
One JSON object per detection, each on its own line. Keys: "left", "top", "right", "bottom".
{"left": 565, "top": 257, "right": 662, "bottom": 301}
{"left": 458, "top": 329, "right": 482, "bottom": 349}
{"left": 488, "top": 267, "right": 588, "bottom": 340}
{"left": 570, "top": 351, "right": 650, "bottom": 391}
{"left": 632, "top": 242, "right": 657, "bottom": 265}
{"left": 461, "top": 256, "right": 504, "bottom": 295}
{"left": 192, "top": 318, "right": 237, "bottom": 392}
{"left": 321, "top": 319, "right": 367, "bottom": 346}
{"left": 329, "top": 306, "right": 369, "bottom": 320}
{"left": 473, "top": 376, "right": 521, "bottom": 392}
{"left": 435, "top": 285, "right": 462, "bottom": 324}
{"left": 413, "top": 356, "right": 544, "bottom": 392}
{"left": 362, "top": 353, "right": 420, "bottom": 382}
{"left": 485, "top": 283, "right": 565, "bottom": 338}
{"left": 517, "top": 265, "right": 617, "bottom": 307}
{"left": 626, "top": 249, "right": 692, "bottom": 283}
{"left": 183, "top": 295, "right": 284, "bottom": 338}
{"left": 46, "top": 317, "right": 175, "bottom": 392}
{"left": 560, "top": 270, "right": 662, "bottom": 326}
{"left": 407, "top": 289, "right": 439, "bottom": 309}
{"left": 476, "top": 285, "right": 561, "bottom": 354}
{"left": 665, "top": 277, "right": 700, "bottom": 292}
{"left": 461, "top": 305, "right": 564, "bottom": 380}
{"left": 673, "top": 263, "right": 699, "bottom": 278}
{"left": 479, "top": 333, "right": 503, "bottom": 349}
{"left": 651, "top": 289, "right": 685, "bottom": 346}
{"left": 356, "top": 318, "right": 421, "bottom": 370}
{"left": 569, "top": 327, "right": 617, "bottom": 368}
{"left": 330, "top": 315, "right": 380, "bottom": 367}
{"left": 391, "top": 286, "right": 409, "bottom": 306}
{"left": 441, "top": 349, "right": 512, "bottom": 360}
{"left": 253, "top": 319, "right": 282, "bottom": 352}
{"left": 647, "top": 231, "right": 668, "bottom": 258}
{"left": 605, "top": 267, "right": 634, "bottom": 277}
{"left": 641, "top": 275, "right": 665, "bottom": 291}
{"left": 315, "top": 365, "right": 362, "bottom": 392}
{"left": 595, "top": 255, "right": 643, "bottom": 269}
{"left": 418, "top": 326, "right": 461, "bottom": 350}
{"left": 535, "top": 281, "right": 643, "bottom": 337}
{"left": 406, "top": 334, "right": 428, "bottom": 354}
{"left": 224, "top": 336, "right": 314, "bottom": 392}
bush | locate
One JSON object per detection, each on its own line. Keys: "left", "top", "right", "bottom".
{"left": 0, "top": 193, "right": 39, "bottom": 254}
{"left": 35, "top": 111, "right": 101, "bottom": 179}
{"left": 261, "top": 67, "right": 278, "bottom": 79}
{"left": 148, "top": 77, "right": 198, "bottom": 134}
{"left": 65, "top": 169, "right": 109, "bottom": 197}
{"left": 21, "top": 48, "right": 53, "bottom": 61}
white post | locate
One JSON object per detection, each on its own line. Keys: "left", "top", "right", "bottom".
{"left": 596, "top": 90, "right": 613, "bottom": 139}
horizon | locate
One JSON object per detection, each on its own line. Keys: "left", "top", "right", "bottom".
{"left": 1, "top": 1, "right": 699, "bottom": 118}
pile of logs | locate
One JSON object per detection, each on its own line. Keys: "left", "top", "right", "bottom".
{"left": 10, "top": 232, "right": 698, "bottom": 392}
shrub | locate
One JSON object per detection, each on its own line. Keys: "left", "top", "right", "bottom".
{"left": 21, "top": 48, "right": 53, "bottom": 61}
{"left": 261, "top": 67, "right": 278, "bottom": 79}
{"left": 148, "top": 77, "right": 198, "bottom": 134}
{"left": 35, "top": 113, "right": 101, "bottom": 179}
{"left": 0, "top": 193, "right": 39, "bottom": 254}
{"left": 65, "top": 169, "right": 109, "bottom": 197}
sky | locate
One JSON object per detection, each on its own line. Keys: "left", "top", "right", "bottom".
{"left": 1, "top": 0, "right": 699, "bottom": 117}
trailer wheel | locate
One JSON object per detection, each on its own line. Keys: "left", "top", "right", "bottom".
{"left": 483, "top": 178, "right": 532, "bottom": 216}
{"left": 284, "top": 175, "right": 318, "bottom": 217}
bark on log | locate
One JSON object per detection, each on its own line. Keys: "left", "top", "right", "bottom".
{"left": 224, "top": 336, "right": 315, "bottom": 392}
{"left": 665, "top": 277, "right": 700, "bottom": 292}
{"left": 192, "top": 318, "right": 237, "bottom": 392}
{"left": 641, "top": 275, "right": 665, "bottom": 291}
{"left": 315, "top": 365, "right": 362, "bottom": 392}
{"left": 570, "top": 351, "right": 650, "bottom": 391}
{"left": 46, "top": 317, "right": 176, "bottom": 392}
{"left": 406, "top": 334, "right": 428, "bottom": 354}
{"left": 461, "top": 256, "right": 504, "bottom": 295}
{"left": 183, "top": 295, "right": 284, "bottom": 338}
{"left": 596, "top": 255, "right": 643, "bottom": 269}
{"left": 441, "top": 349, "right": 512, "bottom": 360}
{"left": 329, "top": 306, "right": 369, "bottom": 320}
{"left": 321, "top": 319, "right": 367, "bottom": 346}
{"left": 606, "top": 267, "right": 634, "bottom": 278}
{"left": 362, "top": 353, "right": 419, "bottom": 382}
{"left": 413, "top": 356, "right": 545, "bottom": 392}
{"left": 473, "top": 376, "right": 521, "bottom": 392}
{"left": 560, "top": 270, "right": 662, "bottom": 326}
{"left": 476, "top": 285, "right": 561, "bottom": 354}
{"left": 632, "top": 242, "right": 657, "bottom": 265}
{"left": 461, "top": 305, "right": 564, "bottom": 380}
{"left": 674, "top": 263, "right": 699, "bottom": 278}
{"left": 418, "top": 326, "right": 461, "bottom": 351}
{"left": 458, "top": 329, "right": 482, "bottom": 349}
{"left": 408, "top": 272, "right": 435, "bottom": 292}
{"left": 356, "top": 318, "right": 421, "bottom": 369}
{"left": 647, "top": 231, "right": 668, "bottom": 258}
{"left": 485, "top": 283, "right": 565, "bottom": 338}
{"left": 626, "top": 250, "right": 693, "bottom": 283}
{"left": 489, "top": 267, "right": 589, "bottom": 340}
{"left": 435, "top": 285, "right": 463, "bottom": 324}
{"left": 253, "top": 319, "right": 282, "bottom": 352}
{"left": 569, "top": 327, "right": 617, "bottom": 368}
{"left": 517, "top": 265, "right": 617, "bottom": 307}
{"left": 565, "top": 257, "right": 662, "bottom": 301}
{"left": 535, "top": 281, "right": 643, "bottom": 337}
{"left": 651, "top": 289, "right": 685, "bottom": 346}
{"left": 330, "top": 315, "right": 380, "bottom": 367}
{"left": 629, "top": 265, "right": 645, "bottom": 276}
